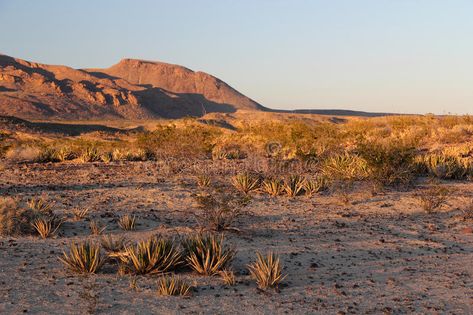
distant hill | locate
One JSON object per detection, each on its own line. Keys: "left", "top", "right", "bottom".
{"left": 0, "top": 54, "right": 265, "bottom": 120}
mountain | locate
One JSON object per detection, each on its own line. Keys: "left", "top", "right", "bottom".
{"left": 0, "top": 54, "right": 265, "bottom": 120}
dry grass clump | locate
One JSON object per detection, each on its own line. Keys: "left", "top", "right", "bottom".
{"left": 27, "top": 196, "right": 54, "bottom": 215}
{"left": 194, "top": 193, "right": 247, "bottom": 231}
{"left": 31, "top": 216, "right": 63, "bottom": 239}
{"left": 461, "top": 198, "right": 473, "bottom": 220}
{"left": 117, "top": 237, "right": 182, "bottom": 275}
{"left": 283, "top": 175, "right": 306, "bottom": 197}
{"left": 321, "top": 153, "right": 368, "bottom": 181}
{"left": 182, "top": 234, "right": 235, "bottom": 276}
{"left": 248, "top": 252, "right": 286, "bottom": 291}
{"left": 157, "top": 275, "right": 192, "bottom": 296}
{"left": 231, "top": 172, "right": 260, "bottom": 194}
{"left": 72, "top": 208, "right": 89, "bottom": 221}
{"left": 118, "top": 214, "right": 136, "bottom": 231}
{"left": 262, "top": 178, "right": 283, "bottom": 197}
{"left": 60, "top": 241, "right": 105, "bottom": 274}
{"left": 89, "top": 220, "right": 107, "bottom": 235}
{"left": 417, "top": 183, "right": 450, "bottom": 213}
{"left": 220, "top": 269, "right": 236, "bottom": 286}
{"left": 420, "top": 152, "right": 473, "bottom": 179}
{"left": 78, "top": 147, "right": 101, "bottom": 163}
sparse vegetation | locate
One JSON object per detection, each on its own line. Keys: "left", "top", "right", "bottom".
{"left": 182, "top": 234, "right": 235, "bottom": 276}
{"left": 220, "top": 269, "right": 236, "bottom": 286}
{"left": 303, "top": 176, "right": 327, "bottom": 197}
{"left": 101, "top": 234, "right": 128, "bottom": 253}
{"left": 262, "top": 178, "right": 283, "bottom": 197}
{"left": 283, "top": 175, "right": 306, "bottom": 197}
{"left": 31, "top": 216, "right": 63, "bottom": 239}
{"left": 248, "top": 252, "right": 286, "bottom": 291}
{"left": 417, "top": 183, "right": 450, "bottom": 213}
{"left": 72, "top": 208, "right": 90, "bottom": 221}
{"left": 90, "top": 220, "right": 107, "bottom": 235}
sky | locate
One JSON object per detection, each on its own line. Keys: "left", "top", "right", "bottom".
{"left": 1, "top": 0, "right": 472, "bottom": 114}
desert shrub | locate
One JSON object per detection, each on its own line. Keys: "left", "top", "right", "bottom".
{"left": 0, "top": 197, "right": 36, "bottom": 235}
{"left": 27, "top": 196, "right": 54, "bottom": 215}
{"left": 193, "top": 192, "right": 248, "bottom": 231}
{"left": 117, "top": 237, "right": 182, "bottom": 275}
{"left": 248, "top": 252, "right": 286, "bottom": 291}
{"left": 118, "top": 214, "right": 136, "bottom": 231}
{"left": 212, "top": 143, "right": 247, "bottom": 160}
{"left": 56, "top": 146, "right": 76, "bottom": 162}
{"left": 60, "top": 241, "right": 105, "bottom": 274}
{"left": 100, "top": 151, "right": 113, "bottom": 163}
{"left": 304, "top": 176, "right": 327, "bottom": 196}
{"left": 34, "top": 146, "right": 59, "bottom": 163}
{"left": 356, "top": 139, "right": 416, "bottom": 187}
{"left": 182, "top": 234, "right": 235, "bottom": 276}
{"left": 156, "top": 275, "right": 192, "bottom": 296}
{"left": 262, "top": 178, "right": 283, "bottom": 197}
{"left": 283, "top": 175, "right": 306, "bottom": 197}
{"left": 231, "top": 172, "right": 260, "bottom": 194}
{"left": 419, "top": 152, "right": 473, "bottom": 179}
{"left": 461, "top": 198, "right": 473, "bottom": 220}
{"left": 417, "top": 184, "right": 449, "bottom": 213}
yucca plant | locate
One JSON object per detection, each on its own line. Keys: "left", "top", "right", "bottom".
{"left": 59, "top": 241, "right": 105, "bottom": 274}
{"left": 182, "top": 234, "right": 235, "bottom": 276}
{"left": 90, "top": 220, "right": 107, "bottom": 235}
{"left": 220, "top": 269, "right": 236, "bottom": 286}
{"left": 262, "top": 178, "right": 283, "bottom": 197}
{"left": 118, "top": 237, "right": 182, "bottom": 275}
{"left": 248, "top": 252, "right": 286, "bottom": 291}
{"left": 72, "top": 208, "right": 89, "bottom": 221}
{"left": 56, "top": 146, "right": 75, "bottom": 162}
{"left": 31, "top": 216, "right": 63, "bottom": 239}
{"left": 79, "top": 147, "right": 100, "bottom": 163}
{"left": 156, "top": 275, "right": 192, "bottom": 296}
{"left": 101, "top": 234, "right": 128, "bottom": 253}
{"left": 118, "top": 214, "right": 136, "bottom": 231}
{"left": 283, "top": 175, "right": 306, "bottom": 197}
{"left": 304, "top": 176, "right": 327, "bottom": 197}
{"left": 231, "top": 173, "right": 259, "bottom": 194}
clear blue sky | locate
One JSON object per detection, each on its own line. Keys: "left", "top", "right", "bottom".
{"left": 1, "top": 0, "right": 472, "bottom": 114}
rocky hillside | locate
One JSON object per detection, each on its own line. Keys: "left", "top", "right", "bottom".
{"left": 0, "top": 54, "right": 265, "bottom": 120}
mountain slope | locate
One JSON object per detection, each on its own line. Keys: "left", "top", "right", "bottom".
{"left": 0, "top": 54, "right": 265, "bottom": 120}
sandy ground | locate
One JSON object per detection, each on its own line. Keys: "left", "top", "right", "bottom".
{"left": 0, "top": 161, "right": 472, "bottom": 314}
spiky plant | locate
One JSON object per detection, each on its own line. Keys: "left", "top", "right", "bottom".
{"left": 100, "top": 234, "right": 128, "bottom": 253}
{"left": 182, "top": 234, "right": 235, "bottom": 276}
{"left": 0, "top": 197, "right": 36, "bottom": 235}
{"left": 248, "top": 252, "right": 286, "bottom": 291}
{"left": 90, "top": 220, "right": 106, "bottom": 235}
{"left": 156, "top": 275, "right": 192, "bottom": 296}
{"left": 231, "top": 173, "right": 259, "bottom": 194}
{"left": 31, "top": 216, "right": 63, "bottom": 239}
{"left": 72, "top": 208, "right": 89, "bottom": 221}
{"left": 59, "top": 241, "right": 105, "bottom": 274}
{"left": 262, "top": 178, "right": 283, "bottom": 197}
{"left": 79, "top": 147, "right": 100, "bottom": 163}
{"left": 118, "top": 214, "right": 136, "bottom": 231}
{"left": 304, "top": 176, "right": 327, "bottom": 197}
{"left": 118, "top": 237, "right": 182, "bottom": 275}
{"left": 283, "top": 175, "right": 306, "bottom": 197}
{"left": 27, "top": 196, "right": 53, "bottom": 215}
{"left": 197, "top": 174, "right": 211, "bottom": 188}
{"left": 220, "top": 269, "right": 236, "bottom": 286}
{"left": 100, "top": 152, "right": 113, "bottom": 163}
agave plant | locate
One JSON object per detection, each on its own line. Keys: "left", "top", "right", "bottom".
{"left": 100, "top": 234, "right": 128, "bottom": 253}
{"left": 248, "top": 252, "right": 286, "bottom": 290}
{"left": 27, "top": 196, "right": 54, "bottom": 216}
{"left": 118, "top": 214, "right": 137, "bottom": 231}
{"left": 156, "top": 275, "right": 192, "bottom": 296}
{"left": 182, "top": 234, "right": 235, "bottom": 276}
{"left": 283, "top": 175, "right": 306, "bottom": 197}
{"left": 262, "top": 178, "right": 283, "bottom": 197}
{"left": 72, "top": 207, "right": 89, "bottom": 221}
{"left": 59, "top": 241, "right": 105, "bottom": 274}
{"left": 118, "top": 237, "right": 182, "bottom": 275}
{"left": 231, "top": 173, "right": 260, "bottom": 194}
